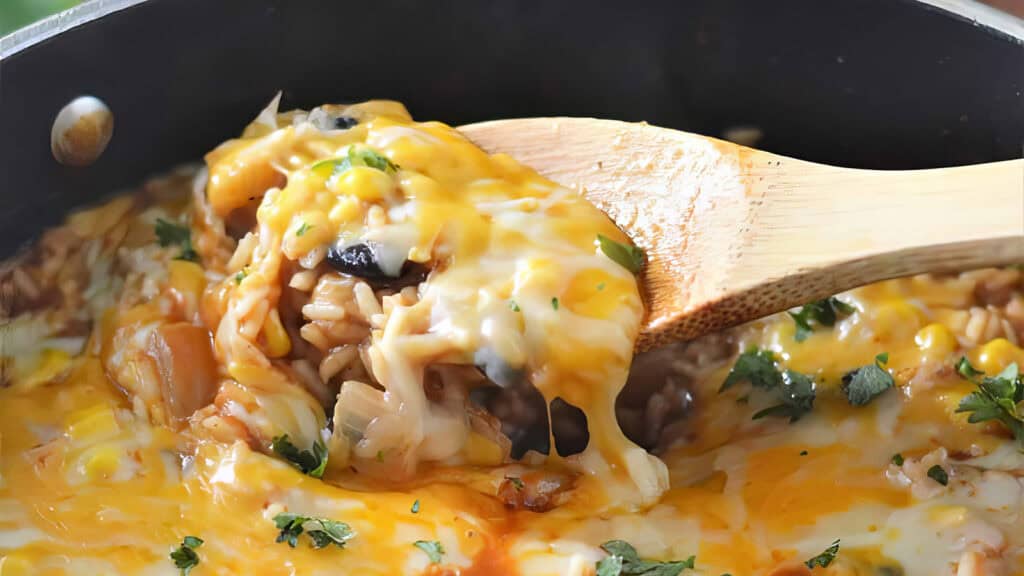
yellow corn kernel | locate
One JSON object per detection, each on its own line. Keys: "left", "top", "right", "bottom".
{"left": 66, "top": 404, "right": 120, "bottom": 442}
{"left": 464, "top": 431, "right": 504, "bottom": 467}
{"left": 400, "top": 173, "right": 447, "bottom": 201}
{"left": 281, "top": 210, "right": 332, "bottom": 260}
{"left": 928, "top": 504, "right": 968, "bottom": 526}
{"left": 941, "top": 382, "right": 980, "bottom": 419}
{"left": 562, "top": 269, "right": 631, "bottom": 320}
{"left": 15, "top": 348, "right": 71, "bottom": 390}
{"left": 80, "top": 444, "right": 122, "bottom": 480}
{"left": 914, "top": 323, "right": 957, "bottom": 359}
{"left": 330, "top": 165, "right": 395, "bottom": 202}
{"left": 263, "top": 309, "right": 292, "bottom": 358}
{"left": 869, "top": 301, "right": 924, "bottom": 341}
{"left": 168, "top": 259, "right": 205, "bottom": 301}
{"left": 328, "top": 196, "right": 363, "bottom": 226}
{"left": 974, "top": 338, "right": 1024, "bottom": 375}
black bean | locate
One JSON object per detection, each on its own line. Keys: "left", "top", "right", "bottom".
{"left": 326, "top": 242, "right": 430, "bottom": 289}
{"left": 333, "top": 115, "right": 358, "bottom": 129}
{"left": 326, "top": 243, "right": 389, "bottom": 281}
{"left": 550, "top": 397, "right": 589, "bottom": 456}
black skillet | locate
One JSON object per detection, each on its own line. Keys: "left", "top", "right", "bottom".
{"left": 1, "top": 0, "right": 1022, "bottom": 259}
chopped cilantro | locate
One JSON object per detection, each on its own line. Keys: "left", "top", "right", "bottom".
{"left": 841, "top": 352, "right": 894, "bottom": 406}
{"left": 410, "top": 499, "right": 420, "bottom": 514}
{"left": 234, "top": 269, "right": 247, "bottom": 284}
{"left": 804, "top": 539, "right": 840, "bottom": 569}
{"left": 596, "top": 234, "right": 645, "bottom": 274}
{"left": 720, "top": 348, "right": 782, "bottom": 392}
{"left": 505, "top": 476, "right": 525, "bottom": 491}
{"left": 273, "top": 513, "right": 353, "bottom": 549}
{"left": 720, "top": 348, "right": 816, "bottom": 422}
{"left": 799, "top": 450, "right": 808, "bottom": 456}
{"left": 891, "top": 453, "right": 904, "bottom": 466}
{"left": 271, "top": 434, "right": 328, "bottom": 478}
{"left": 413, "top": 540, "right": 445, "bottom": 564}
{"left": 509, "top": 300, "right": 521, "bottom": 312}
{"left": 155, "top": 218, "right": 199, "bottom": 262}
{"left": 596, "top": 540, "right": 695, "bottom": 576}
{"left": 296, "top": 222, "right": 312, "bottom": 236}
{"left": 597, "top": 282, "right": 606, "bottom": 291}
{"left": 789, "top": 297, "right": 855, "bottom": 342}
{"left": 927, "top": 464, "right": 949, "bottom": 486}
{"left": 169, "top": 535, "right": 203, "bottom": 575}
{"left": 751, "top": 369, "right": 816, "bottom": 422}
{"left": 953, "top": 358, "right": 1024, "bottom": 445}
{"left": 596, "top": 554, "right": 624, "bottom": 576}
{"left": 551, "top": 297, "right": 559, "bottom": 310}
{"left": 311, "top": 146, "right": 398, "bottom": 179}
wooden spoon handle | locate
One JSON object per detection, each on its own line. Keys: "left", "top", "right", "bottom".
{"left": 458, "top": 118, "right": 1024, "bottom": 350}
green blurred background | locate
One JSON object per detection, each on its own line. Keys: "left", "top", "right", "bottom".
{"left": 1, "top": 0, "right": 81, "bottom": 36}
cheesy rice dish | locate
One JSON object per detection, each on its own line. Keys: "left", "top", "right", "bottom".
{"left": 0, "top": 99, "right": 1022, "bottom": 575}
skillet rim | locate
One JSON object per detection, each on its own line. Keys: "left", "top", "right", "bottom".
{"left": 1, "top": 0, "right": 1022, "bottom": 61}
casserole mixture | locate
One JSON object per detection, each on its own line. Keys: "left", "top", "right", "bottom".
{"left": 0, "top": 100, "right": 1021, "bottom": 575}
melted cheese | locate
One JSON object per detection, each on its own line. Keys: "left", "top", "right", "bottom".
{"left": 0, "top": 101, "right": 1021, "bottom": 575}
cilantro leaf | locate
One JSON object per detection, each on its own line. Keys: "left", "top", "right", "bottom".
{"left": 597, "top": 234, "right": 645, "bottom": 274}
{"left": 953, "top": 358, "right": 1024, "bottom": 445}
{"left": 720, "top": 348, "right": 782, "bottom": 392}
{"left": 505, "top": 476, "right": 525, "bottom": 491}
{"left": 789, "top": 297, "right": 855, "bottom": 342}
{"left": 751, "top": 370, "right": 816, "bottom": 422}
{"left": 411, "top": 499, "right": 420, "bottom": 513}
{"left": 155, "top": 218, "right": 199, "bottom": 262}
{"left": 170, "top": 535, "right": 203, "bottom": 575}
{"left": 804, "top": 539, "right": 840, "bottom": 569}
{"left": 551, "top": 297, "right": 559, "bottom": 310}
{"left": 273, "top": 512, "right": 353, "bottom": 549}
{"left": 296, "top": 222, "right": 312, "bottom": 237}
{"left": 955, "top": 356, "right": 985, "bottom": 379}
{"left": 413, "top": 540, "right": 444, "bottom": 564}
{"left": 891, "top": 453, "right": 904, "bottom": 466}
{"left": 841, "top": 352, "right": 894, "bottom": 406}
{"left": 596, "top": 554, "right": 625, "bottom": 576}
{"left": 271, "top": 435, "right": 328, "bottom": 478}
{"left": 927, "top": 465, "right": 949, "bottom": 486}
{"left": 311, "top": 146, "right": 398, "bottom": 179}
{"left": 597, "top": 540, "right": 695, "bottom": 575}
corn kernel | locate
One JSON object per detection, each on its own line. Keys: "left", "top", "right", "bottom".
{"left": 464, "top": 431, "right": 504, "bottom": 467}
{"left": 281, "top": 211, "right": 332, "bottom": 260}
{"left": 263, "top": 309, "right": 292, "bottom": 358}
{"left": 974, "top": 339, "right": 1024, "bottom": 375}
{"left": 328, "top": 196, "right": 363, "bottom": 227}
{"left": 914, "top": 323, "right": 957, "bottom": 359}
{"left": 14, "top": 348, "right": 71, "bottom": 391}
{"left": 928, "top": 504, "right": 968, "bottom": 526}
{"left": 168, "top": 259, "right": 205, "bottom": 301}
{"left": 329, "top": 166, "right": 394, "bottom": 201}
{"left": 66, "top": 404, "right": 120, "bottom": 442}
{"left": 80, "top": 444, "right": 122, "bottom": 480}
{"left": 869, "top": 301, "right": 924, "bottom": 341}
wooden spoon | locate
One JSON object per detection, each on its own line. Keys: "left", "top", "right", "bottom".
{"left": 458, "top": 118, "right": 1024, "bottom": 352}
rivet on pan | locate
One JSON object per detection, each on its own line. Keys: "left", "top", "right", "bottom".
{"left": 51, "top": 95, "right": 114, "bottom": 167}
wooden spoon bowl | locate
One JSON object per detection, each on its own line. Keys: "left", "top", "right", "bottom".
{"left": 458, "top": 118, "right": 1024, "bottom": 352}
